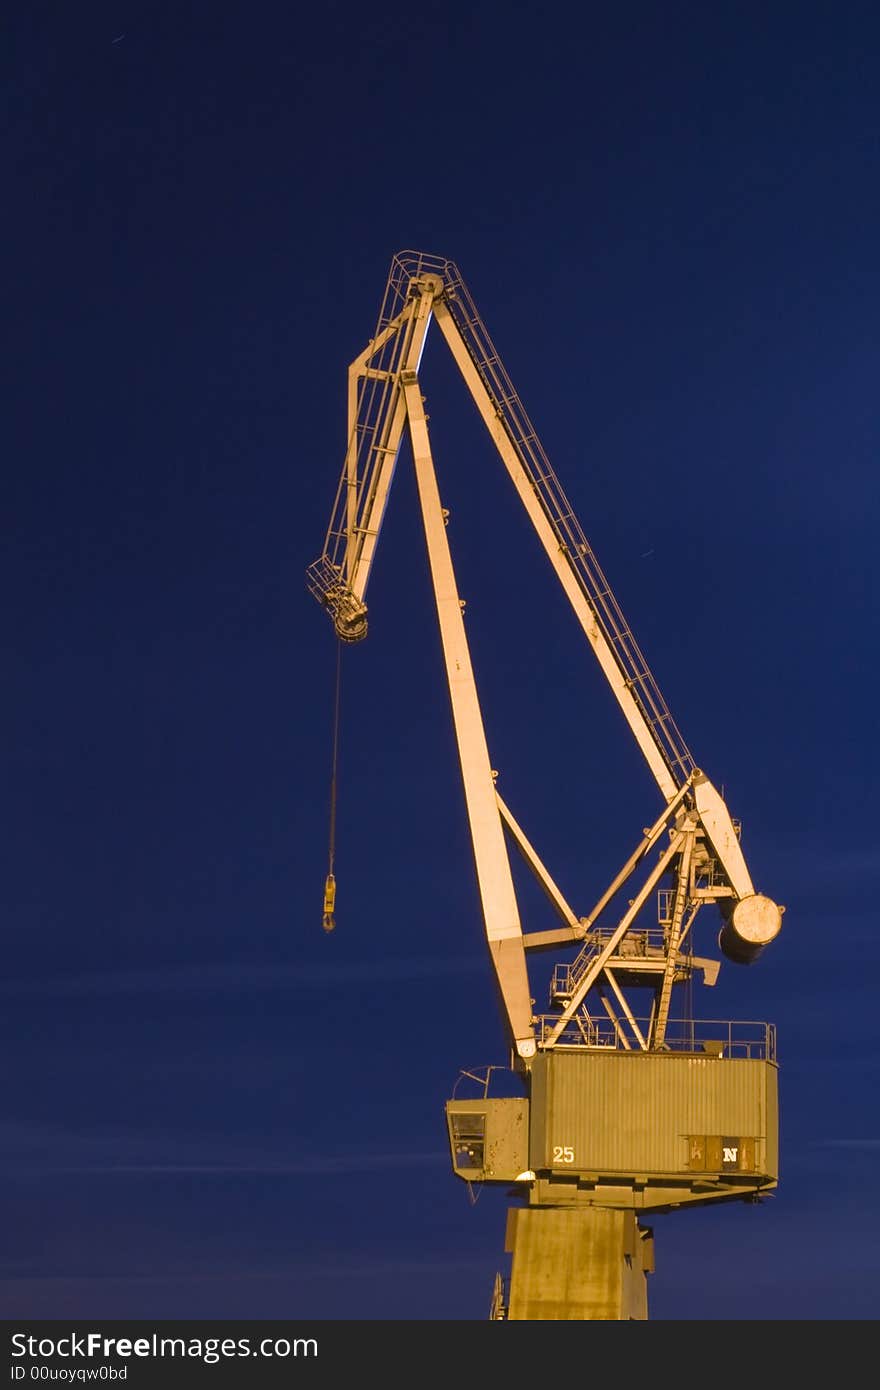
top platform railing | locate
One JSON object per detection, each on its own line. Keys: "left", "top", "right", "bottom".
{"left": 533, "top": 1015, "right": 776, "bottom": 1060}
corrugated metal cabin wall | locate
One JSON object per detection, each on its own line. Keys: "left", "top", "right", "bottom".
{"left": 529, "top": 1050, "right": 778, "bottom": 1176}
{"left": 766, "top": 1063, "right": 779, "bottom": 1173}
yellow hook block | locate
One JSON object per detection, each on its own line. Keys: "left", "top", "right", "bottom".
{"left": 322, "top": 872, "right": 337, "bottom": 933}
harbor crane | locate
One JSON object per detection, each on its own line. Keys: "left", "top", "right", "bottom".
{"left": 308, "top": 251, "right": 784, "bottom": 1319}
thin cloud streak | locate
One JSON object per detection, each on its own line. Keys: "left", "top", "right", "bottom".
{"left": 0, "top": 1119, "right": 448, "bottom": 1179}
{"left": 0, "top": 954, "right": 485, "bottom": 998}
{"left": 808, "top": 1138, "right": 880, "bottom": 1150}
{"left": 0, "top": 1255, "right": 490, "bottom": 1285}
{"left": 25, "top": 1154, "right": 448, "bottom": 1177}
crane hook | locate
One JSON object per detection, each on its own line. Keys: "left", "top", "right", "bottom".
{"left": 322, "top": 641, "right": 343, "bottom": 933}
{"left": 322, "top": 872, "right": 336, "bottom": 933}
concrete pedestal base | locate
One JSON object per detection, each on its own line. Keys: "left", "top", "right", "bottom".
{"left": 505, "top": 1206, "right": 654, "bottom": 1320}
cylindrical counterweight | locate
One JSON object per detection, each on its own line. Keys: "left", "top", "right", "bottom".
{"left": 719, "top": 893, "right": 783, "bottom": 964}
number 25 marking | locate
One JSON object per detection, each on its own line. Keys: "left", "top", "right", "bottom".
{"left": 553, "top": 1145, "right": 575, "bottom": 1163}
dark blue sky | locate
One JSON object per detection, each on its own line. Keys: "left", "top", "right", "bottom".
{"left": 3, "top": 1, "right": 878, "bottom": 1321}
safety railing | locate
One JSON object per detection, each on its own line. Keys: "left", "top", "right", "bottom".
{"left": 534, "top": 1016, "right": 776, "bottom": 1060}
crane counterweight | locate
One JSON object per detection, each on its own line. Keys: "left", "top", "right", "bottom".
{"left": 720, "top": 893, "right": 785, "bottom": 963}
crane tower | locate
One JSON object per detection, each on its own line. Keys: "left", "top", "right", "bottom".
{"left": 308, "top": 251, "right": 784, "bottom": 1320}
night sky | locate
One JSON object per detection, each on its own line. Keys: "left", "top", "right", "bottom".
{"left": 3, "top": 2, "right": 879, "bottom": 1322}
